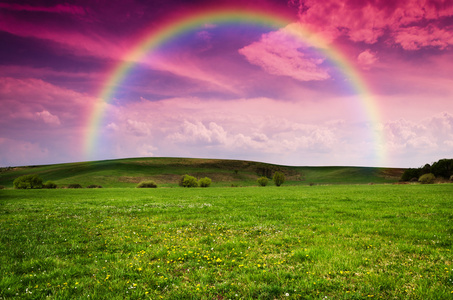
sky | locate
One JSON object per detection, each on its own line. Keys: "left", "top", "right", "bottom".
{"left": 1, "top": 0, "right": 452, "bottom": 168}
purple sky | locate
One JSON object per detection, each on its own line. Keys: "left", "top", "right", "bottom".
{"left": 1, "top": 0, "right": 452, "bottom": 167}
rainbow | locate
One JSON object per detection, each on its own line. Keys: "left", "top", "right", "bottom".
{"left": 85, "top": 6, "right": 386, "bottom": 165}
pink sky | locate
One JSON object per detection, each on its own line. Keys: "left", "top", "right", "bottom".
{"left": 1, "top": 0, "right": 452, "bottom": 167}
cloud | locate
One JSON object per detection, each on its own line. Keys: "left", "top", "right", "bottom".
{"left": 357, "top": 49, "right": 378, "bottom": 69}
{"left": 95, "top": 96, "right": 379, "bottom": 166}
{"left": 168, "top": 121, "right": 228, "bottom": 145}
{"left": 394, "top": 24, "right": 453, "bottom": 50}
{"left": 0, "top": 77, "right": 92, "bottom": 129}
{"left": 383, "top": 112, "right": 453, "bottom": 165}
{"left": 35, "top": 110, "right": 61, "bottom": 126}
{"left": 0, "top": 138, "right": 49, "bottom": 167}
{"left": 238, "top": 25, "right": 330, "bottom": 81}
{"left": 293, "top": 0, "right": 453, "bottom": 49}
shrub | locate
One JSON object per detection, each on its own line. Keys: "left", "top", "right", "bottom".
{"left": 67, "top": 183, "right": 83, "bottom": 189}
{"left": 257, "top": 176, "right": 268, "bottom": 186}
{"left": 87, "top": 184, "right": 103, "bottom": 188}
{"left": 273, "top": 171, "right": 286, "bottom": 187}
{"left": 418, "top": 173, "right": 435, "bottom": 184}
{"left": 42, "top": 181, "right": 57, "bottom": 189}
{"left": 136, "top": 181, "right": 157, "bottom": 188}
{"left": 13, "top": 174, "right": 43, "bottom": 189}
{"left": 198, "top": 177, "right": 212, "bottom": 187}
{"left": 179, "top": 175, "right": 198, "bottom": 187}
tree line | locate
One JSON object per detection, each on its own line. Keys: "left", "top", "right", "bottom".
{"left": 400, "top": 158, "right": 453, "bottom": 183}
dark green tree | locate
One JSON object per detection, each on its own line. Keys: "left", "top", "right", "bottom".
{"left": 431, "top": 159, "right": 453, "bottom": 178}
{"left": 400, "top": 168, "right": 421, "bottom": 181}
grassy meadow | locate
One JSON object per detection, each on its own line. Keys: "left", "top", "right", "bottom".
{"left": 1, "top": 184, "right": 452, "bottom": 299}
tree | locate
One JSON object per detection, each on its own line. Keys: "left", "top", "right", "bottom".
{"left": 273, "top": 171, "right": 285, "bottom": 187}
{"left": 198, "top": 177, "right": 212, "bottom": 187}
{"left": 13, "top": 174, "right": 43, "bottom": 189}
{"left": 400, "top": 168, "right": 421, "bottom": 181}
{"left": 179, "top": 175, "right": 198, "bottom": 187}
{"left": 257, "top": 176, "right": 268, "bottom": 186}
{"left": 431, "top": 159, "right": 453, "bottom": 178}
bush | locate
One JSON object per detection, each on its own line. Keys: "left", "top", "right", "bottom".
{"left": 418, "top": 173, "right": 435, "bottom": 184}
{"left": 136, "top": 181, "right": 157, "bottom": 188}
{"left": 67, "top": 183, "right": 83, "bottom": 189}
{"left": 13, "top": 174, "right": 43, "bottom": 189}
{"left": 42, "top": 181, "right": 57, "bottom": 189}
{"left": 87, "top": 185, "right": 103, "bottom": 188}
{"left": 179, "top": 175, "right": 198, "bottom": 187}
{"left": 198, "top": 177, "right": 212, "bottom": 187}
{"left": 273, "top": 171, "right": 286, "bottom": 187}
{"left": 257, "top": 176, "right": 268, "bottom": 186}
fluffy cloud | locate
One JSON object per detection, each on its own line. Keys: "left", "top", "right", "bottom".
{"left": 357, "top": 49, "right": 378, "bottom": 69}
{"left": 95, "top": 96, "right": 379, "bottom": 166}
{"left": 294, "top": 0, "right": 453, "bottom": 49}
{"left": 394, "top": 25, "right": 453, "bottom": 50}
{"left": 0, "top": 77, "right": 92, "bottom": 129}
{"left": 239, "top": 25, "right": 330, "bottom": 81}
{"left": 35, "top": 110, "right": 61, "bottom": 126}
{"left": 383, "top": 112, "right": 453, "bottom": 166}
{"left": 0, "top": 77, "right": 94, "bottom": 165}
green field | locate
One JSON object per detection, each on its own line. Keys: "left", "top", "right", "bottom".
{"left": 0, "top": 157, "right": 405, "bottom": 188}
{"left": 1, "top": 185, "right": 452, "bottom": 299}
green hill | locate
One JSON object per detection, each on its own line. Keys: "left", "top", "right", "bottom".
{"left": 0, "top": 157, "right": 405, "bottom": 188}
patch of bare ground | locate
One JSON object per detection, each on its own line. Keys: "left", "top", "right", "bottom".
{"left": 378, "top": 168, "right": 405, "bottom": 180}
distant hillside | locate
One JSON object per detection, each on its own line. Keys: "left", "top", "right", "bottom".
{"left": 0, "top": 157, "right": 405, "bottom": 188}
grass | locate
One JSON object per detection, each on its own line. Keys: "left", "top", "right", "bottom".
{"left": 1, "top": 184, "right": 452, "bottom": 299}
{"left": 0, "top": 157, "right": 405, "bottom": 188}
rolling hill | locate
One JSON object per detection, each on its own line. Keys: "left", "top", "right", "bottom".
{"left": 0, "top": 157, "right": 405, "bottom": 188}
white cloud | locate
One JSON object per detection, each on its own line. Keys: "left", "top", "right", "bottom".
{"left": 383, "top": 112, "right": 453, "bottom": 166}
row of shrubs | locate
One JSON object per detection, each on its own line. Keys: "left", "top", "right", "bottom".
{"left": 13, "top": 172, "right": 288, "bottom": 189}
{"left": 257, "top": 171, "right": 286, "bottom": 187}
{"left": 12, "top": 174, "right": 103, "bottom": 189}
{"left": 178, "top": 175, "right": 212, "bottom": 188}
{"left": 136, "top": 175, "right": 213, "bottom": 188}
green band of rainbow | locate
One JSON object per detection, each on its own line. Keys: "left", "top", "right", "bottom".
{"left": 85, "top": 6, "right": 386, "bottom": 165}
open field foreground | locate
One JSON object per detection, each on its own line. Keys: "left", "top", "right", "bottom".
{"left": 1, "top": 185, "right": 452, "bottom": 299}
